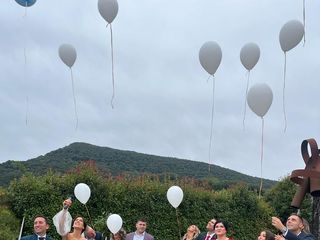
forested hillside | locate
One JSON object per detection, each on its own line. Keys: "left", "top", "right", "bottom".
{"left": 0, "top": 142, "right": 276, "bottom": 189}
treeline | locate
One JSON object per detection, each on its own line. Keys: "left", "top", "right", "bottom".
{"left": 0, "top": 142, "right": 276, "bottom": 189}
{"left": 2, "top": 162, "right": 311, "bottom": 240}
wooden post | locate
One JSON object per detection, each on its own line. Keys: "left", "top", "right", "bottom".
{"left": 311, "top": 196, "right": 320, "bottom": 240}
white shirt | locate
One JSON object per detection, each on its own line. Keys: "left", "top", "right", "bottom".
{"left": 133, "top": 231, "right": 145, "bottom": 240}
{"left": 206, "top": 233, "right": 215, "bottom": 240}
{"left": 37, "top": 234, "right": 46, "bottom": 240}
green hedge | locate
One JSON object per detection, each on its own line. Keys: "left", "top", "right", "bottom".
{"left": 6, "top": 165, "right": 275, "bottom": 240}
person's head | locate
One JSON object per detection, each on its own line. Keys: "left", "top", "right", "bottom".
{"left": 33, "top": 215, "right": 49, "bottom": 236}
{"left": 258, "top": 230, "right": 275, "bottom": 240}
{"left": 112, "top": 228, "right": 126, "bottom": 240}
{"left": 213, "top": 220, "right": 229, "bottom": 238}
{"left": 85, "top": 226, "right": 96, "bottom": 239}
{"left": 206, "top": 218, "right": 217, "bottom": 233}
{"left": 286, "top": 213, "right": 304, "bottom": 234}
{"left": 72, "top": 215, "right": 87, "bottom": 233}
{"left": 186, "top": 225, "right": 200, "bottom": 238}
{"left": 135, "top": 218, "right": 147, "bottom": 234}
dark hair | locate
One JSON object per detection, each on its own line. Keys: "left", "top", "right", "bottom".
{"left": 265, "top": 230, "right": 275, "bottom": 240}
{"left": 72, "top": 215, "right": 87, "bottom": 233}
{"left": 213, "top": 220, "right": 229, "bottom": 232}
{"left": 33, "top": 215, "right": 49, "bottom": 225}
{"left": 136, "top": 217, "right": 147, "bottom": 223}
{"left": 112, "top": 228, "right": 126, "bottom": 240}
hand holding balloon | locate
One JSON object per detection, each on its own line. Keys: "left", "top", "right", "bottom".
{"left": 63, "top": 198, "right": 72, "bottom": 210}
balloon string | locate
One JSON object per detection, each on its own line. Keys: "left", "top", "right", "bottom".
{"left": 85, "top": 204, "right": 94, "bottom": 228}
{"left": 175, "top": 208, "right": 182, "bottom": 240}
{"left": 242, "top": 70, "right": 250, "bottom": 131}
{"left": 208, "top": 75, "right": 215, "bottom": 172}
{"left": 70, "top": 68, "right": 78, "bottom": 131}
{"left": 109, "top": 24, "right": 115, "bottom": 109}
{"left": 18, "top": 216, "right": 25, "bottom": 240}
{"left": 206, "top": 74, "right": 211, "bottom": 83}
{"left": 258, "top": 117, "right": 264, "bottom": 199}
{"left": 24, "top": 2, "right": 27, "bottom": 18}
{"left": 23, "top": 11, "right": 28, "bottom": 126}
{"left": 24, "top": 46, "right": 29, "bottom": 126}
{"left": 283, "top": 53, "right": 287, "bottom": 133}
{"left": 303, "top": 0, "right": 306, "bottom": 46}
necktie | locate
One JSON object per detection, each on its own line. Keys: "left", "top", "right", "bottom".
{"left": 205, "top": 235, "right": 211, "bottom": 240}
{"left": 39, "top": 237, "right": 45, "bottom": 240}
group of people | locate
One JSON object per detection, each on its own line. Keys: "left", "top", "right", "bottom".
{"left": 181, "top": 218, "right": 231, "bottom": 240}
{"left": 21, "top": 198, "right": 316, "bottom": 240}
{"left": 181, "top": 213, "right": 315, "bottom": 240}
{"left": 21, "top": 198, "right": 154, "bottom": 240}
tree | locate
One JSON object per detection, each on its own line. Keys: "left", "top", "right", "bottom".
{"left": 264, "top": 176, "right": 311, "bottom": 222}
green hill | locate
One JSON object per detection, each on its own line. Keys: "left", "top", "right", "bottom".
{"left": 0, "top": 142, "right": 276, "bottom": 188}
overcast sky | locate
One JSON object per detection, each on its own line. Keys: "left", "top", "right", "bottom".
{"left": 0, "top": 0, "right": 319, "bottom": 181}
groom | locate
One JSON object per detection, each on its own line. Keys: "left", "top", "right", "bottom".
{"left": 21, "top": 215, "right": 52, "bottom": 240}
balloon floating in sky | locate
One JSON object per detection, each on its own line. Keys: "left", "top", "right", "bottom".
{"left": 240, "top": 42, "right": 260, "bottom": 71}
{"left": 199, "top": 41, "right": 222, "bottom": 170}
{"left": 279, "top": 20, "right": 304, "bottom": 132}
{"left": 247, "top": 83, "right": 273, "bottom": 118}
{"left": 59, "top": 44, "right": 77, "bottom": 68}
{"left": 98, "top": 0, "right": 119, "bottom": 24}
{"left": 98, "top": 0, "right": 119, "bottom": 108}
{"left": 15, "top": 0, "right": 36, "bottom": 7}
{"left": 59, "top": 44, "right": 78, "bottom": 130}
{"left": 199, "top": 41, "right": 222, "bottom": 76}
{"left": 279, "top": 20, "right": 304, "bottom": 52}
{"left": 240, "top": 42, "right": 260, "bottom": 130}
{"left": 247, "top": 83, "right": 273, "bottom": 198}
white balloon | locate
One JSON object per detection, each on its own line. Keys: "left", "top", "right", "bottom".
{"left": 106, "top": 214, "right": 123, "bottom": 234}
{"left": 247, "top": 83, "right": 273, "bottom": 118}
{"left": 167, "top": 186, "right": 183, "bottom": 208}
{"left": 98, "top": 0, "right": 119, "bottom": 24}
{"left": 74, "top": 183, "right": 91, "bottom": 204}
{"left": 279, "top": 20, "right": 304, "bottom": 52}
{"left": 199, "top": 41, "right": 222, "bottom": 75}
{"left": 59, "top": 44, "right": 77, "bottom": 68}
{"left": 240, "top": 42, "right": 260, "bottom": 71}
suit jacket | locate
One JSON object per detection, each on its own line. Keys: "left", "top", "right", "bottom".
{"left": 125, "top": 232, "right": 154, "bottom": 240}
{"left": 95, "top": 231, "right": 103, "bottom": 240}
{"left": 21, "top": 234, "right": 52, "bottom": 240}
{"left": 196, "top": 232, "right": 216, "bottom": 240}
{"left": 285, "top": 230, "right": 315, "bottom": 240}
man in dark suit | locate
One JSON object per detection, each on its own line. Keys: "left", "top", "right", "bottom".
{"left": 272, "top": 213, "right": 315, "bottom": 240}
{"left": 85, "top": 226, "right": 103, "bottom": 240}
{"left": 196, "top": 218, "right": 216, "bottom": 240}
{"left": 21, "top": 215, "right": 52, "bottom": 240}
{"left": 125, "top": 218, "right": 154, "bottom": 240}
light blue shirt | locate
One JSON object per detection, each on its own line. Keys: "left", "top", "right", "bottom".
{"left": 133, "top": 231, "right": 145, "bottom": 240}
